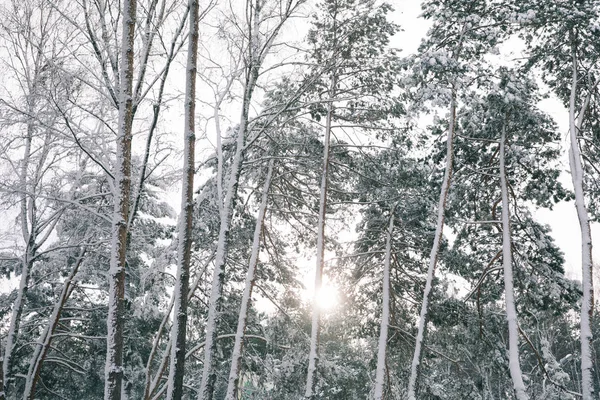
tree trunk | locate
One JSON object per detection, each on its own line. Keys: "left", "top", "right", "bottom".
{"left": 3, "top": 111, "right": 36, "bottom": 395}
{"left": 197, "top": 3, "right": 261, "bottom": 399}
{"left": 224, "top": 160, "right": 274, "bottom": 400}
{"left": 373, "top": 206, "right": 395, "bottom": 400}
{"left": 304, "top": 73, "right": 336, "bottom": 400}
{"left": 165, "top": 0, "right": 199, "bottom": 397}
{"left": 499, "top": 121, "right": 528, "bottom": 400}
{"left": 104, "top": 0, "right": 136, "bottom": 397}
{"left": 407, "top": 90, "right": 457, "bottom": 400}
{"left": 23, "top": 250, "right": 85, "bottom": 400}
{"left": 568, "top": 39, "right": 595, "bottom": 400}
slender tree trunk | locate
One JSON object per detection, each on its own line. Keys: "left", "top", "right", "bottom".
{"left": 407, "top": 90, "right": 457, "bottom": 400}
{"left": 373, "top": 206, "right": 395, "bottom": 400}
{"left": 0, "top": 345, "right": 3, "bottom": 400}
{"left": 165, "top": 0, "right": 199, "bottom": 397}
{"left": 224, "top": 160, "right": 274, "bottom": 400}
{"left": 104, "top": 0, "right": 136, "bottom": 396}
{"left": 23, "top": 250, "right": 85, "bottom": 400}
{"left": 499, "top": 122, "right": 528, "bottom": 400}
{"left": 198, "top": 4, "right": 261, "bottom": 399}
{"left": 2, "top": 252, "right": 33, "bottom": 395}
{"left": 3, "top": 113, "right": 36, "bottom": 394}
{"left": 568, "top": 40, "right": 595, "bottom": 400}
{"left": 304, "top": 73, "right": 336, "bottom": 400}
{"left": 144, "top": 255, "right": 214, "bottom": 400}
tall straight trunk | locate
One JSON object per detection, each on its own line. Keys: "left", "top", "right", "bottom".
{"left": 23, "top": 250, "right": 85, "bottom": 400}
{"left": 224, "top": 160, "right": 274, "bottom": 400}
{"left": 304, "top": 74, "right": 336, "bottom": 400}
{"left": 499, "top": 122, "right": 528, "bottom": 400}
{"left": 373, "top": 207, "right": 395, "bottom": 400}
{"left": 568, "top": 40, "right": 595, "bottom": 400}
{"left": 104, "top": 0, "right": 136, "bottom": 397}
{"left": 407, "top": 91, "right": 457, "bottom": 400}
{"left": 165, "top": 0, "right": 199, "bottom": 397}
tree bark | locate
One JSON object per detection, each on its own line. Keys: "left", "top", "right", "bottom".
{"left": 373, "top": 206, "right": 395, "bottom": 400}
{"left": 568, "top": 38, "right": 595, "bottom": 400}
{"left": 104, "top": 0, "right": 136, "bottom": 397}
{"left": 197, "top": 3, "right": 261, "bottom": 399}
{"left": 499, "top": 121, "right": 528, "bottom": 400}
{"left": 165, "top": 0, "right": 199, "bottom": 397}
{"left": 224, "top": 160, "right": 274, "bottom": 400}
{"left": 407, "top": 90, "right": 457, "bottom": 400}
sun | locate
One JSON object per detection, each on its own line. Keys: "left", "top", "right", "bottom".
{"left": 315, "top": 284, "right": 339, "bottom": 311}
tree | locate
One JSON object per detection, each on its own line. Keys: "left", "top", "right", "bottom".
{"left": 165, "top": 0, "right": 200, "bottom": 397}
{"left": 519, "top": 2, "right": 600, "bottom": 396}
{"left": 300, "top": 1, "right": 401, "bottom": 396}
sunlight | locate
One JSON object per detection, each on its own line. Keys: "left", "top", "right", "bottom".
{"left": 315, "top": 284, "right": 339, "bottom": 311}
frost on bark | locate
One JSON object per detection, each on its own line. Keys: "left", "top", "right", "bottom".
{"left": 568, "top": 40, "right": 595, "bottom": 400}
{"left": 224, "top": 160, "right": 274, "bottom": 400}
{"left": 197, "top": 28, "right": 259, "bottom": 400}
{"left": 165, "top": 0, "right": 199, "bottom": 397}
{"left": 104, "top": 0, "right": 136, "bottom": 397}
{"left": 407, "top": 91, "right": 457, "bottom": 400}
{"left": 373, "top": 206, "right": 395, "bottom": 400}
{"left": 499, "top": 122, "right": 528, "bottom": 400}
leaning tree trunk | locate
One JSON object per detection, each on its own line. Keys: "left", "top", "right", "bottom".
{"left": 3, "top": 112, "right": 36, "bottom": 395}
{"left": 568, "top": 40, "right": 595, "bottom": 400}
{"left": 197, "top": 32, "right": 260, "bottom": 400}
{"left": 23, "top": 250, "right": 85, "bottom": 400}
{"left": 104, "top": 0, "right": 136, "bottom": 397}
{"left": 165, "top": 0, "right": 199, "bottom": 398}
{"left": 224, "top": 160, "right": 274, "bottom": 400}
{"left": 407, "top": 90, "right": 457, "bottom": 400}
{"left": 304, "top": 73, "right": 336, "bottom": 400}
{"left": 373, "top": 206, "right": 396, "bottom": 400}
{"left": 499, "top": 121, "right": 528, "bottom": 400}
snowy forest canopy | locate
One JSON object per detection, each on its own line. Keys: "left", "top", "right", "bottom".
{"left": 0, "top": 0, "right": 599, "bottom": 399}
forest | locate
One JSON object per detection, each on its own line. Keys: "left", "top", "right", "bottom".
{"left": 0, "top": 0, "right": 599, "bottom": 399}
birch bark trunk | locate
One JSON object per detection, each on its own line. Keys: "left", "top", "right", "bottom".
{"left": 104, "top": 0, "right": 136, "bottom": 397}
{"left": 165, "top": 0, "right": 199, "bottom": 397}
{"left": 197, "top": 5, "right": 260, "bottom": 396}
{"left": 499, "top": 121, "right": 528, "bottom": 400}
{"left": 197, "top": 1, "right": 299, "bottom": 396}
{"left": 407, "top": 90, "right": 457, "bottom": 400}
{"left": 224, "top": 160, "right": 274, "bottom": 400}
{"left": 568, "top": 40, "right": 595, "bottom": 400}
{"left": 373, "top": 206, "right": 395, "bottom": 400}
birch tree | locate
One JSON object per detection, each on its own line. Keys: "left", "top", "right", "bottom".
{"left": 198, "top": 1, "right": 303, "bottom": 398}
{"left": 164, "top": 0, "right": 200, "bottom": 398}
{"left": 0, "top": 0, "right": 82, "bottom": 394}
{"left": 223, "top": 160, "right": 274, "bottom": 400}
{"left": 103, "top": 0, "right": 136, "bottom": 396}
